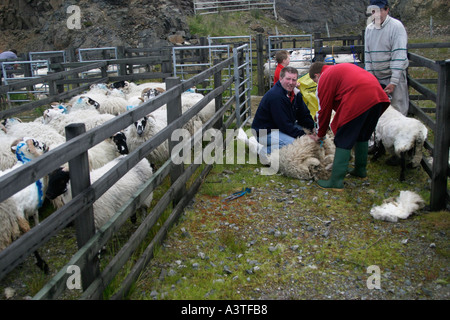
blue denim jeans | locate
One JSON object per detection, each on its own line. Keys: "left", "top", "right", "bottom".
{"left": 257, "top": 125, "right": 303, "bottom": 154}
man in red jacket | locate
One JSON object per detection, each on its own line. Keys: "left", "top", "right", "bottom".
{"left": 309, "top": 62, "right": 390, "bottom": 190}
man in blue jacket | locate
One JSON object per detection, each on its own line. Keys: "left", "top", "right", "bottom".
{"left": 252, "top": 66, "right": 315, "bottom": 154}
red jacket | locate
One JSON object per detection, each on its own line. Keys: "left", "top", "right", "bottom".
{"left": 273, "top": 64, "right": 284, "bottom": 85}
{"left": 316, "top": 63, "right": 390, "bottom": 138}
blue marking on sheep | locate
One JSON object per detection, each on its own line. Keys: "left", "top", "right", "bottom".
{"left": 57, "top": 105, "right": 68, "bottom": 114}
{"left": 126, "top": 105, "right": 135, "bottom": 111}
{"left": 15, "top": 141, "right": 31, "bottom": 163}
{"left": 35, "top": 179, "right": 44, "bottom": 208}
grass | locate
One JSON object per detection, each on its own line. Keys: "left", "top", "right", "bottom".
{"left": 126, "top": 134, "right": 449, "bottom": 299}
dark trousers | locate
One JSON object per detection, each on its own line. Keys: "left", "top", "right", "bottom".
{"left": 334, "top": 103, "right": 385, "bottom": 150}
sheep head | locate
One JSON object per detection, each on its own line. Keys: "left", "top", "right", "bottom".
{"left": 46, "top": 167, "right": 70, "bottom": 200}
{"left": 134, "top": 116, "right": 148, "bottom": 136}
{"left": 111, "top": 131, "right": 129, "bottom": 155}
{"left": 11, "top": 137, "right": 48, "bottom": 163}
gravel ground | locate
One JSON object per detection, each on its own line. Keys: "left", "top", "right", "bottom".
{"left": 130, "top": 164, "right": 450, "bottom": 301}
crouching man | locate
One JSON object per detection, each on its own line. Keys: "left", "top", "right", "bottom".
{"left": 309, "top": 62, "right": 390, "bottom": 191}
{"left": 252, "top": 66, "right": 315, "bottom": 156}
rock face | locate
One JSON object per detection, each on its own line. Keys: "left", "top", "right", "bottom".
{"left": 0, "top": 0, "right": 448, "bottom": 53}
{"left": 275, "top": 0, "right": 450, "bottom": 35}
{"left": 0, "top": 0, "right": 194, "bottom": 52}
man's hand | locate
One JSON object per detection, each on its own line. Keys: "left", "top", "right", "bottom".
{"left": 384, "top": 83, "right": 396, "bottom": 95}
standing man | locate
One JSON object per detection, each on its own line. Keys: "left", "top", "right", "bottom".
{"left": 0, "top": 49, "right": 18, "bottom": 84}
{"left": 309, "top": 62, "right": 391, "bottom": 191}
{"left": 252, "top": 66, "right": 315, "bottom": 154}
{"left": 365, "top": 0, "right": 409, "bottom": 115}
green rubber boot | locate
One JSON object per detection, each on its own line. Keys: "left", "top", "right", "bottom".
{"left": 348, "top": 141, "right": 368, "bottom": 178}
{"left": 317, "top": 148, "right": 351, "bottom": 191}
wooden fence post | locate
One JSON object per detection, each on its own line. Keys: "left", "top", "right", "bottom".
{"left": 430, "top": 60, "right": 450, "bottom": 210}
{"left": 65, "top": 123, "right": 100, "bottom": 292}
{"left": 214, "top": 58, "right": 223, "bottom": 130}
{"left": 166, "top": 77, "right": 186, "bottom": 206}
{"left": 256, "top": 33, "right": 265, "bottom": 96}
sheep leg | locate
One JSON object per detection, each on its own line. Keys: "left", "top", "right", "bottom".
{"left": 34, "top": 250, "right": 49, "bottom": 274}
{"left": 130, "top": 213, "right": 137, "bottom": 224}
{"left": 371, "top": 141, "right": 385, "bottom": 162}
{"left": 400, "top": 151, "right": 406, "bottom": 181}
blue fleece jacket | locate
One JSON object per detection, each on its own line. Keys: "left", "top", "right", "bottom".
{"left": 252, "top": 81, "right": 315, "bottom": 138}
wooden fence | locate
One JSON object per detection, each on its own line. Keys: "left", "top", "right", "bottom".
{"left": 0, "top": 45, "right": 252, "bottom": 299}
{"left": 406, "top": 49, "right": 450, "bottom": 211}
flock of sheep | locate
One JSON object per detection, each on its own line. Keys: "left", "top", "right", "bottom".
{"left": 0, "top": 80, "right": 216, "bottom": 270}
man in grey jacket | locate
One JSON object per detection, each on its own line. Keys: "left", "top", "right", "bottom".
{"left": 365, "top": 0, "right": 409, "bottom": 115}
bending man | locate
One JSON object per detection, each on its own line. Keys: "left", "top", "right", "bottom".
{"left": 309, "top": 62, "right": 391, "bottom": 191}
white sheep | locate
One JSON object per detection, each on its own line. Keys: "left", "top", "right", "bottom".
{"left": 273, "top": 133, "right": 335, "bottom": 180}
{"left": 68, "top": 95, "right": 101, "bottom": 112}
{"left": 124, "top": 114, "right": 170, "bottom": 164}
{"left": 0, "top": 135, "right": 19, "bottom": 170}
{"left": 43, "top": 108, "right": 115, "bottom": 136}
{"left": 121, "top": 81, "right": 166, "bottom": 100}
{"left": 4, "top": 119, "right": 66, "bottom": 150}
{"left": 181, "top": 91, "right": 216, "bottom": 124}
{"left": 236, "top": 128, "right": 335, "bottom": 180}
{"left": 0, "top": 138, "right": 49, "bottom": 226}
{"left": 372, "top": 105, "right": 428, "bottom": 181}
{"left": 369, "top": 190, "right": 425, "bottom": 222}
{"left": 46, "top": 156, "right": 154, "bottom": 230}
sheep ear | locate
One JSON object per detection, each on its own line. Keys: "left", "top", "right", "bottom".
{"left": 139, "top": 97, "right": 144, "bottom": 102}
{"left": 10, "top": 138, "right": 22, "bottom": 153}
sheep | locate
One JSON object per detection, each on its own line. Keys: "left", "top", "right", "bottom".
{"left": 236, "top": 128, "right": 335, "bottom": 180}
{"left": 371, "top": 105, "right": 428, "bottom": 181}
{"left": 0, "top": 135, "right": 19, "bottom": 170}
{"left": 43, "top": 108, "right": 115, "bottom": 136}
{"left": 4, "top": 119, "right": 66, "bottom": 150}
{"left": 0, "top": 137, "right": 50, "bottom": 273}
{"left": 124, "top": 114, "right": 170, "bottom": 164}
{"left": 121, "top": 81, "right": 167, "bottom": 100}
{"left": 181, "top": 91, "right": 216, "bottom": 124}
{"left": 369, "top": 190, "right": 425, "bottom": 222}
{"left": 45, "top": 156, "right": 154, "bottom": 230}
{"left": 272, "top": 133, "right": 335, "bottom": 180}
{"left": 40, "top": 108, "right": 128, "bottom": 169}
{"left": 68, "top": 95, "right": 100, "bottom": 112}
{"left": 1, "top": 137, "right": 49, "bottom": 226}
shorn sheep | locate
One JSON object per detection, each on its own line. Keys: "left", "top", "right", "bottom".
{"left": 369, "top": 190, "right": 425, "bottom": 222}
{"left": 46, "top": 156, "right": 154, "bottom": 230}
{"left": 372, "top": 105, "right": 428, "bottom": 181}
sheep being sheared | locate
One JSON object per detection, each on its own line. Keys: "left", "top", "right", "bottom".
{"left": 236, "top": 128, "right": 335, "bottom": 180}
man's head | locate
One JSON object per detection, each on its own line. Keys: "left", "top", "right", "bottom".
{"left": 309, "top": 62, "right": 326, "bottom": 83}
{"left": 369, "top": 0, "right": 389, "bottom": 25}
{"left": 279, "top": 66, "right": 298, "bottom": 92}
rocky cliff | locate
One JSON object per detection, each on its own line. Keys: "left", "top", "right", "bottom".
{"left": 0, "top": 0, "right": 448, "bottom": 54}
